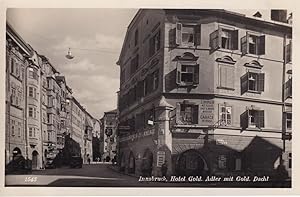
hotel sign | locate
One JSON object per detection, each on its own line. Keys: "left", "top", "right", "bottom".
{"left": 119, "top": 128, "right": 155, "bottom": 142}
{"left": 199, "top": 100, "right": 214, "bottom": 125}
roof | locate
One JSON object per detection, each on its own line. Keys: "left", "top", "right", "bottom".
{"left": 117, "top": 9, "right": 292, "bottom": 65}
{"left": 6, "top": 22, "right": 33, "bottom": 56}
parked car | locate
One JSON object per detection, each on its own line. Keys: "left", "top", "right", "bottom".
{"left": 70, "top": 156, "right": 83, "bottom": 168}
{"left": 45, "top": 158, "right": 56, "bottom": 169}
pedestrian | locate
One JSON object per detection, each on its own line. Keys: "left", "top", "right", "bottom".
{"left": 161, "top": 160, "right": 168, "bottom": 177}
{"left": 275, "top": 159, "right": 289, "bottom": 187}
{"left": 87, "top": 157, "right": 91, "bottom": 165}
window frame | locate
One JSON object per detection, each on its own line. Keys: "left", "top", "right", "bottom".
{"left": 241, "top": 70, "right": 265, "bottom": 94}
{"left": 219, "top": 105, "right": 232, "bottom": 126}
{"left": 241, "top": 32, "right": 265, "bottom": 56}
{"left": 176, "top": 62, "right": 199, "bottom": 86}
{"left": 177, "top": 102, "right": 199, "bottom": 125}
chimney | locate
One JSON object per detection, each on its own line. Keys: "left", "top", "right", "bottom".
{"left": 271, "top": 9, "right": 287, "bottom": 23}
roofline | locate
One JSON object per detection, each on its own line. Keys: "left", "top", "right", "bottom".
{"left": 6, "top": 22, "right": 33, "bottom": 56}
{"left": 117, "top": 9, "right": 292, "bottom": 65}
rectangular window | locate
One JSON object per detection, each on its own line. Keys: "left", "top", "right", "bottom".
{"left": 29, "top": 87, "right": 34, "bottom": 98}
{"left": 134, "top": 29, "right": 138, "bottom": 46}
{"left": 218, "top": 64, "right": 235, "bottom": 90}
{"left": 29, "top": 127, "right": 33, "bottom": 137}
{"left": 241, "top": 33, "right": 265, "bottom": 55}
{"left": 284, "top": 78, "right": 292, "bottom": 99}
{"left": 18, "top": 122, "right": 21, "bottom": 137}
{"left": 149, "top": 30, "right": 161, "bottom": 57}
{"left": 11, "top": 120, "right": 15, "bottom": 136}
{"left": 288, "top": 153, "right": 292, "bottom": 169}
{"left": 286, "top": 40, "right": 292, "bottom": 63}
{"left": 286, "top": 112, "right": 292, "bottom": 130}
{"left": 174, "top": 23, "right": 201, "bottom": 47}
{"left": 11, "top": 58, "right": 15, "bottom": 75}
{"left": 176, "top": 64, "right": 199, "bottom": 86}
{"left": 130, "top": 54, "right": 139, "bottom": 76}
{"left": 210, "top": 27, "right": 238, "bottom": 51}
{"left": 179, "top": 103, "right": 199, "bottom": 124}
{"left": 29, "top": 107, "right": 33, "bottom": 117}
{"left": 241, "top": 72, "right": 265, "bottom": 94}
{"left": 153, "top": 70, "right": 159, "bottom": 90}
{"left": 241, "top": 109, "right": 264, "bottom": 129}
{"left": 220, "top": 106, "right": 232, "bottom": 126}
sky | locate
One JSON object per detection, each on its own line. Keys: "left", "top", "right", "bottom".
{"left": 7, "top": 8, "right": 138, "bottom": 119}
{"left": 6, "top": 8, "right": 291, "bottom": 119}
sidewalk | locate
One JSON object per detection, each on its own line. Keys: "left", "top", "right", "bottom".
{"left": 5, "top": 174, "right": 123, "bottom": 186}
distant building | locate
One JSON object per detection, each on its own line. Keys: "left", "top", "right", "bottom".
{"left": 5, "top": 23, "right": 33, "bottom": 166}
{"left": 101, "top": 109, "right": 118, "bottom": 162}
{"left": 117, "top": 9, "right": 292, "bottom": 177}
{"left": 5, "top": 22, "right": 98, "bottom": 170}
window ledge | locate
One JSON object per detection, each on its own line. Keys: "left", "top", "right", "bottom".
{"left": 245, "top": 127, "right": 263, "bottom": 131}
{"left": 177, "top": 83, "right": 198, "bottom": 87}
{"left": 217, "top": 86, "right": 235, "bottom": 91}
{"left": 247, "top": 90, "right": 262, "bottom": 94}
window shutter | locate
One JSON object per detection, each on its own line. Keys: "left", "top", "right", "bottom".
{"left": 258, "top": 73, "right": 265, "bottom": 92}
{"left": 286, "top": 41, "right": 292, "bottom": 63}
{"left": 240, "top": 110, "right": 249, "bottom": 129}
{"left": 283, "top": 112, "right": 287, "bottom": 132}
{"left": 175, "top": 23, "right": 182, "bottom": 45}
{"left": 169, "top": 28, "right": 176, "bottom": 47}
{"left": 240, "top": 72, "right": 249, "bottom": 95}
{"left": 192, "top": 105, "right": 199, "bottom": 124}
{"left": 232, "top": 30, "right": 239, "bottom": 50}
{"left": 209, "top": 29, "right": 219, "bottom": 51}
{"left": 176, "top": 103, "right": 182, "bottom": 124}
{"left": 258, "top": 35, "right": 265, "bottom": 55}
{"left": 219, "top": 65, "right": 227, "bottom": 88}
{"left": 241, "top": 33, "right": 249, "bottom": 55}
{"left": 256, "top": 110, "right": 264, "bottom": 128}
{"left": 176, "top": 63, "right": 182, "bottom": 85}
{"left": 194, "top": 25, "right": 201, "bottom": 46}
{"left": 227, "top": 66, "right": 235, "bottom": 89}
{"left": 193, "top": 64, "right": 199, "bottom": 84}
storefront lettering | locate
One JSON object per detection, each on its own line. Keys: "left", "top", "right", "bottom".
{"left": 199, "top": 100, "right": 214, "bottom": 125}
{"left": 119, "top": 128, "right": 155, "bottom": 142}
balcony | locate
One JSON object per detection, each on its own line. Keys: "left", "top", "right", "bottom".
{"left": 29, "top": 137, "right": 39, "bottom": 146}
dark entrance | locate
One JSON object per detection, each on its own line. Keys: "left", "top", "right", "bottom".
{"left": 176, "top": 149, "right": 206, "bottom": 176}
{"left": 12, "top": 147, "right": 22, "bottom": 160}
{"left": 32, "top": 151, "right": 39, "bottom": 170}
{"left": 141, "top": 149, "right": 153, "bottom": 176}
{"left": 128, "top": 151, "right": 135, "bottom": 173}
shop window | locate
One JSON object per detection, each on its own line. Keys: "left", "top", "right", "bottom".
{"left": 177, "top": 103, "right": 198, "bottom": 125}
{"left": 241, "top": 71, "right": 265, "bottom": 94}
{"left": 149, "top": 30, "right": 161, "bottom": 57}
{"left": 218, "top": 64, "right": 235, "bottom": 90}
{"left": 210, "top": 27, "right": 238, "bottom": 51}
{"left": 219, "top": 105, "right": 232, "bottom": 126}
{"left": 176, "top": 64, "right": 199, "bottom": 86}
{"left": 170, "top": 23, "right": 201, "bottom": 47}
{"left": 241, "top": 33, "right": 265, "bottom": 55}
{"left": 240, "top": 108, "right": 264, "bottom": 129}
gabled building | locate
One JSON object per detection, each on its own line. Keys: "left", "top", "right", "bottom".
{"left": 5, "top": 23, "right": 33, "bottom": 166}
{"left": 117, "top": 9, "right": 292, "bottom": 178}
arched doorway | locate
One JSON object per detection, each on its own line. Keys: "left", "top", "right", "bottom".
{"left": 120, "top": 152, "right": 126, "bottom": 172}
{"left": 32, "top": 151, "right": 39, "bottom": 170}
{"left": 176, "top": 149, "right": 207, "bottom": 176}
{"left": 128, "top": 151, "right": 135, "bottom": 174}
{"left": 141, "top": 148, "right": 153, "bottom": 176}
{"left": 12, "top": 147, "right": 22, "bottom": 160}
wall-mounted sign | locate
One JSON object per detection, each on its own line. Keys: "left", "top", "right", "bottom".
{"left": 119, "top": 128, "right": 155, "bottom": 142}
{"left": 157, "top": 151, "right": 165, "bottom": 167}
{"left": 199, "top": 100, "right": 214, "bottom": 125}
